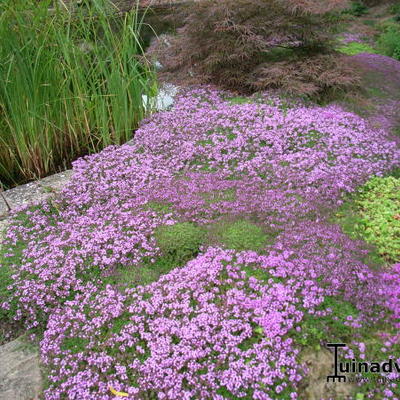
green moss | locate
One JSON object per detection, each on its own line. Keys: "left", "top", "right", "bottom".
{"left": 154, "top": 222, "right": 205, "bottom": 265}
{"left": 337, "top": 42, "right": 377, "bottom": 56}
{"left": 145, "top": 201, "right": 174, "bottom": 216}
{"left": 227, "top": 96, "right": 253, "bottom": 105}
{"left": 110, "top": 264, "right": 161, "bottom": 288}
{"left": 213, "top": 219, "right": 269, "bottom": 252}
{"left": 241, "top": 265, "right": 272, "bottom": 283}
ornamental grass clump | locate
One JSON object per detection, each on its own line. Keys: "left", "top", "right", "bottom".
{"left": 0, "top": 0, "right": 155, "bottom": 187}
{"left": 157, "top": 0, "right": 360, "bottom": 97}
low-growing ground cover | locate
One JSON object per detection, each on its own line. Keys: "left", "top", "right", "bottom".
{"left": 337, "top": 175, "right": 400, "bottom": 263}
{"left": 1, "top": 88, "right": 400, "bottom": 399}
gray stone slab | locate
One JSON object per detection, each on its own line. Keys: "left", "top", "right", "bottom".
{"left": 0, "top": 170, "right": 73, "bottom": 244}
{"left": 0, "top": 337, "right": 42, "bottom": 400}
{"left": 0, "top": 170, "right": 73, "bottom": 218}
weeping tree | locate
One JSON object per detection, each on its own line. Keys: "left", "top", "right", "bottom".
{"left": 157, "top": 0, "right": 360, "bottom": 98}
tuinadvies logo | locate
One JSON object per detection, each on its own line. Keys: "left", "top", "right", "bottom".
{"left": 326, "top": 343, "right": 400, "bottom": 383}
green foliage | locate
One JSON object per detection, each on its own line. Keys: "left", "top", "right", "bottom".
{"left": 111, "top": 255, "right": 187, "bottom": 288}
{"left": 345, "top": 2, "right": 369, "bottom": 17}
{"left": 337, "top": 176, "right": 399, "bottom": 264}
{"left": 0, "top": 209, "right": 38, "bottom": 323}
{"left": 60, "top": 337, "right": 90, "bottom": 354}
{"left": 227, "top": 97, "right": 253, "bottom": 105}
{"left": 111, "top": 264, "right": 159, "bottom": 287}
{"left": 0, "top": 263, "right": 15, "bottom": 321}
{"left": 145, "top": 201, "right": 174, "bottom": 216}
{"left": 391, "top": 4, "right": 400, "bottom": 23}
{"left": 293, "top": 296, "right": 360, "bottom": 347}
{"left": 366, "top": 87, "right": 386, "bottom": 98}
{"left": 0, "top": 0, "right": 156, "bottom": 188}
{"left": 154, "top": 222, "right": 205, "bottom": 265}
{"left": 362, "top": 19, "right": 376, "bottom": 27}
{"left": 376, "top": 19, "right": 399, "bottom": 33}
{"left": 394, "top": 45, "right": 400, "bottom": 60}
{"left": 337, "top": 42, "right": 377, "bottom": 55}
{"left": 0, "top": 218, "right": 33, "bottom": 341}
{"left": 241, "top": 265, "right": 272, "bottom": 283}
{"left": 389, "top": 4, "right": 400, "bottom": 16}
{"left": 377, "top": 25, "right": 400, "bottom": 60}
{"left": 215, "top": 220, "right": 268, "bottom": 252}
{"left": 355, "top": 176, "right": 400, "bottom": 262}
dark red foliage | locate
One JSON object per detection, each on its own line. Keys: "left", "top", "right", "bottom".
{"left": 156, "top": 0, "right": 361, "bottom": 97}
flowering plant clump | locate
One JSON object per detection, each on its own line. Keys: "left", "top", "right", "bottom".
{"left": 1, "top": 87, "right": 400, "bottom": 399}
{"left": 41, "top": 248, "right": 319, "bottom": 400}
{"left": 41, "top": 240, "right": 400, "bottom": 400}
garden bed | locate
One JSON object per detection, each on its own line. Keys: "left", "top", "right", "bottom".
{"left": 1, "top": 86, "right": 400, "bottom": 399}
{"left": 1, "top": 1, "right": 400, "bottom": 399}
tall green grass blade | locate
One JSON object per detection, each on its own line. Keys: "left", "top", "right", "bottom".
{"left": 0, "top": 0, "right": 156, "bottom": 188}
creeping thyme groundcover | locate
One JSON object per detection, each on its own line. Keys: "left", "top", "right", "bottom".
{"left": 2, "top": 88, "right": 400, "bottom": 399}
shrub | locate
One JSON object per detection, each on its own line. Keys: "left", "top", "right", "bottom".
{"left": 0, "top": 0, "right": 155, "bottom": 187}
{"left": 377, "top": 25, "right": 400, "bottom": 60}
{"left": 159, "top": 0, "right": 359, "bottom": 98}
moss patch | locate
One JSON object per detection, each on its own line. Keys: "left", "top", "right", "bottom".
{"left": 210, "top": 219, "right": 269, "bottom": 252}
{"left": 154, "top": 222, "right": 205, "bottom": 265}
{"left": 337, "top": 42, "right": 377, "bottom": 55}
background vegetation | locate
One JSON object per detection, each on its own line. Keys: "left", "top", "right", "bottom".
{"left": 158, "top": 0, "right": 360, "bottom": 98}
{"left": 0, "top": 0, "right": 156, "bottom": 188}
